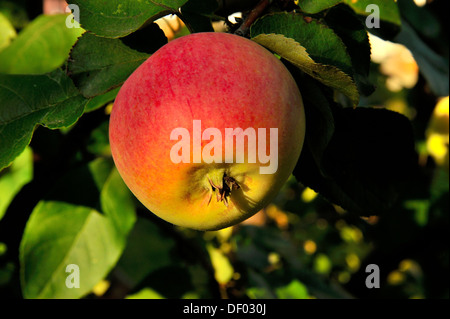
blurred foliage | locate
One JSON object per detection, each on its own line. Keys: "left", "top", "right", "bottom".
{"left": 0, "top": 0, "right": 448, "bottom": 299}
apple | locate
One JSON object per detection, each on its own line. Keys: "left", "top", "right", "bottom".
{"left": 109, "top": 32, "right": 305, "bottom": 230}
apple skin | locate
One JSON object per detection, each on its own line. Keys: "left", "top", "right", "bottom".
{"left": 109, "top": 32, "right": 305, "bottom": 230}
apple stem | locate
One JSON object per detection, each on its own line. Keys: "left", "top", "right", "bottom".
{"left": 234, "top": 0, "right": 273, "bottom": 37}
{"left": 207, "top": 173, "right": 240, "bottom": 207}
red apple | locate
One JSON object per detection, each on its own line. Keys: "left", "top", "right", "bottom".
{"left": 109, "top": 32, "right": 305, "bottom": 230}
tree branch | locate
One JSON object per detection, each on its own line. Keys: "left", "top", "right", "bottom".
{"left": 234, "top": 0, "right": 272, "bottom": 37}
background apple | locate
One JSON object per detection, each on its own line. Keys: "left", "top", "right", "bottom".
{"left": 109, "top": 32, "right": 305, "bottom": 230}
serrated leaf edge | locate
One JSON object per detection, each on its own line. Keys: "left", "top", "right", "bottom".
{"left": 252, "top": 33, "right": 359, "bottom": 105}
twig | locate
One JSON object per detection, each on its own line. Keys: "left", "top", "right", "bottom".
{"left": 234, "top": 0, "right": 272, "bottom": 37}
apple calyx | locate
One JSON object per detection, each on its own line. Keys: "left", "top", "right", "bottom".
{"left": 207, "top": 173, "right": 240, "bottom": 207}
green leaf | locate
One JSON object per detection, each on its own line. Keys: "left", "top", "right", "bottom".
{"left": 252, "top": 13, "right": 353, "bottom": 74}
{"left": 0, "top": 12, "right": 16, "bottom": 52}
{"left": 294, "top": 107, "right": 418, "bottom": 217}
{"left": 430, "top": 169, "right": 449, "bottom": 202}
{"left": 343, "top": 0, "right": 401, "bottom": 27}
{"left": 86, "top": 121, "right": 111, "bottom": 157}
{"left": 275, "top": 279, "right": 309, "bottom": 299}
{"left": 116, "top": 217, "right": 176, "bottom": 289}
{"left": 283, "top": 67, "right": 335, "bottom": 171}
{"left": 67, "top": 32, "right": 154, "bottom": 98}
{"left": 0, "top": 14, "right": 84, "bottom": 74}
{"left": 397, "top": 0, "right": 441, "bottom": 40}
{"left": 246, "top": 269, "right": 275, "bottom": 299}
{"left": 100, "top": 167, "right": 136, "bottom": 237}
{"left": 83, "top": 87, "right": 120, "bottom": 113}
{"left": 324, "top": 4, "right": 374, "bottom": 97}
{"left": 298, "top": 0, "right": 342, "bottom": 14}
{"left": 298, "top": 0, "right": 401, "bottom": 28}
{"left": 207, "top": 244, "right": 234, "bottom": 285}
{"left": 180, "top": 0, "right": 218, "bottom": 33}
{"left": 251, "top": 13, "right": 359, "bottom": 105}
{"left": 0, "top": 69, "right": 88, "bottom": 170}
{"left": 119, "top": 22, "right": 168, "bottom": 55}
{"left": 126, "top": 287, "right": 165, "bottom": 299}
{"left": 71, "top": 0, "right": 188, "bottom": 38}
{"left": 20, "top": 202, "right": 115, "bottom": 299}
{"left": 394, "top": 19, "right": 449, "bottom": 97}
{"left": 0, "top": 147, "right": 32, "bottom": 221}
{"left": 299, "top": 0, "right": 401, "bottom": 39}
{"left": 20, "top": 158, "right": 136, "bottom": 299}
